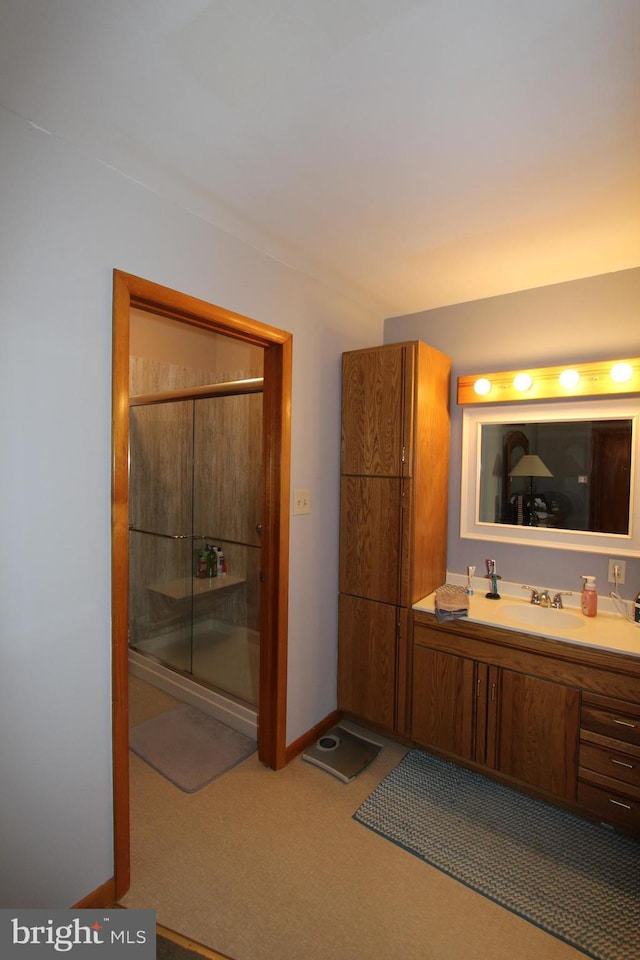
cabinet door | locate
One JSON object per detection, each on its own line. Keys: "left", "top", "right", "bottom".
{"left": 339, "top": 476, "right": 403, "bottom": 604}
{"left": 412, "top": 645, "right": 476, "bottom": 761}
{"left": 341, "top": 345, "right": 409, "bottom": 477}
{"left": 338, "top": 594, "right": 397, "bottom": 729}
{"left": 491, "top": 669, "right": 580, "bottom": 801}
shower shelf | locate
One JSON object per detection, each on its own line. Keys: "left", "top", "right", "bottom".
{"left": 146, "top": 574, "right": 246, "bottom": 601}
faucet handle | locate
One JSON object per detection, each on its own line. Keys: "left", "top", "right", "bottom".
{"left": 551, "top": 590, "right": 572, "bottom": 609}
{"left": 522, "top": 585, "right": 540, "bottom": 604}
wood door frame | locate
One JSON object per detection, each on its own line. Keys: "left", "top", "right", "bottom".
{"left": 111, "top": 270, "right": 292, "bottom": 900}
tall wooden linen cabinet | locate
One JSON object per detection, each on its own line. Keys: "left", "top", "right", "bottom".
{"left": 338, "top": 341, "right": 451, "bottom": 737}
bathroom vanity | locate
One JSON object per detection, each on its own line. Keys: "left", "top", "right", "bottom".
{"left": 337, "top": 343, "right": 640, "bottom": 835}
{"left": 412, "top": 593, "right": 640, "bottom": 835}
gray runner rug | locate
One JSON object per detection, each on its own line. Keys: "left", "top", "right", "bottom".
{"left": 354, "top": 750, "right": 639, "bottom": 960}
{"left": 130, "top": 704, "right": 255, "bottom": 793}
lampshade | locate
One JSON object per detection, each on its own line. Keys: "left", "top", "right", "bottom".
{"left": 509, "top": 454, "right": 553, "bottom": 478}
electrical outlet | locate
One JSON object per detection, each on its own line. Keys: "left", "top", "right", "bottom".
{"left": 607, "top": 558, "right": 626, "bottom": 585}
{"left": 293, "top": 489, "right": 311, "bottom": 515}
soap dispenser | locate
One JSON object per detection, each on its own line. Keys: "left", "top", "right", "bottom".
{"left": 580, "top": 576, "right": 597, "bottom": 617}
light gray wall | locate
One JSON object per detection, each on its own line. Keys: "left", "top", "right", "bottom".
{"left": 0, "top": 105, "right": 383, "bottom": 908}
{"left": 384, "top": 268, "right": 640, "bottom": 593}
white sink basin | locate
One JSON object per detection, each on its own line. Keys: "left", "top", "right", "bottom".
{"left": 500, "top": 603, "right": 585, "bottom": 631}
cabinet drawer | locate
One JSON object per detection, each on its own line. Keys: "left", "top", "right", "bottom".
{"left": 577, "top": 780, "right": 640, "bottom": 832}
{"left": 579, "top": 741, "right": 640, "bottom": 790}
{"left": 580, "top": 705, "right": 640, "bottom": 746}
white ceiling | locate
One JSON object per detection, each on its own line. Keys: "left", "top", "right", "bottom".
{"left": 1, "top": 0, "right": 639, "bottom": 315}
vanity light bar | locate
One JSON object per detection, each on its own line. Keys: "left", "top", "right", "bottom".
{"left": 457, "top": 358, "right": 640, "bottom": 405}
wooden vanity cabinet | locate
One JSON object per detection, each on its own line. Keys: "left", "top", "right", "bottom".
{"left": 338, "top": 342, "right": 450, "bottom": 735}
{"left": 489, "top": 667, "right": 580, "bottom": 798}
{"left": 412, "top": 630, "right": 580, "bottom": 801}
{"left": 411, "top": 645, "right": 477, "bottom": 761}
{"left": 412, "top": 613, "right": 640, "bottom": 834}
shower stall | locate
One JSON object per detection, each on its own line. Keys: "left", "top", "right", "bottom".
{"left": 128, "top": 378, "right": 263, "bottom": 739}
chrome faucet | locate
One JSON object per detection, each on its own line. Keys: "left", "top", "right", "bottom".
{"left": 522, "top": 585, "right": 572, "bottom": 608}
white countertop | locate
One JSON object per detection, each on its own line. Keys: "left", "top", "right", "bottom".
{"left": 414, "top": 577, "right": 640, "bottom": 659}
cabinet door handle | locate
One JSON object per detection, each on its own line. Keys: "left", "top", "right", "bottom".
{"left": 490, "top": 682, "right": 496, "bottom": 702}
{"left": 608, "top": 798, "right": 633, "bottom": 810}
{"left": 476, "top": 678, "right": 481, "bottom": 698}
{"left": 610, "top": 758, "right": 634, "bottom": 769}
{"left": 613, "top": 718, "right": 636, "bottom": 728}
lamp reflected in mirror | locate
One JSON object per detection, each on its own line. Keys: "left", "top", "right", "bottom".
{"left": 509, "top": 454, "right": 553, "bottom": 526}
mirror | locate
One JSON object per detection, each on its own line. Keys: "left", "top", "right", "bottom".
{"left": 460, "top": 398, "right": 640, "bottom": 555}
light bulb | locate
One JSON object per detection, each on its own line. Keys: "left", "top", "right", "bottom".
{"left": 513, "top": 373, "right": 532, "bottom": 392}
{"left": 611, "top": 362, "right": 632, "bottom": 384}
{"left": 559, "top": 368, "right": 580, "bottom": 389}
{"left": 473, "top": 378, "right": 491, "bottom": 396}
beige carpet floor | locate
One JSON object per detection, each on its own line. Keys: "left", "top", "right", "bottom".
{"left": 122, "top": 676, "right": 587, "bottom": 960}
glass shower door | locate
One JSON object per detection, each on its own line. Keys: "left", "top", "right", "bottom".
{"left": 128, "top": 388, "right": 262, "bottom": 709}
{"left": 191, "top": 392, "right": 262, "bottom": 706}
{"left": 128, "top": 399, "right": 195, "bottom": 674}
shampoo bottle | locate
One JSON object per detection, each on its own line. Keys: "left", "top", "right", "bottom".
{"left": 581, "top": 576, "right": 597, "bottom": 617}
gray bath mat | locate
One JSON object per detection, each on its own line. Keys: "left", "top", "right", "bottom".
{"left": 129, "top": 704, "right": 256, "bottom": 793}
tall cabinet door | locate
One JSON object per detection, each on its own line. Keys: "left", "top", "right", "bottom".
{"left": 339, "top": 476, "right": 403, "bottom": 604}
{"left": 341, "top": 344, "right": 411, "bottom": 477}
{"left": 338, "top": 595, "right": 397, "bottom": 729}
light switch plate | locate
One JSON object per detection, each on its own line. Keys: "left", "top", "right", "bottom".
{"left": 293, "top": 489, "right": 311, "bottom": 515}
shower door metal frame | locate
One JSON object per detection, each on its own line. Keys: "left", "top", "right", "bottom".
{"left": 111, "top": 269, "right": 292, "bottom": 901}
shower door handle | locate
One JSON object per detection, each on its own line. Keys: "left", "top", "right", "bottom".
{"left": 129, "top": 526, "right": 193, "bottom": 539}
